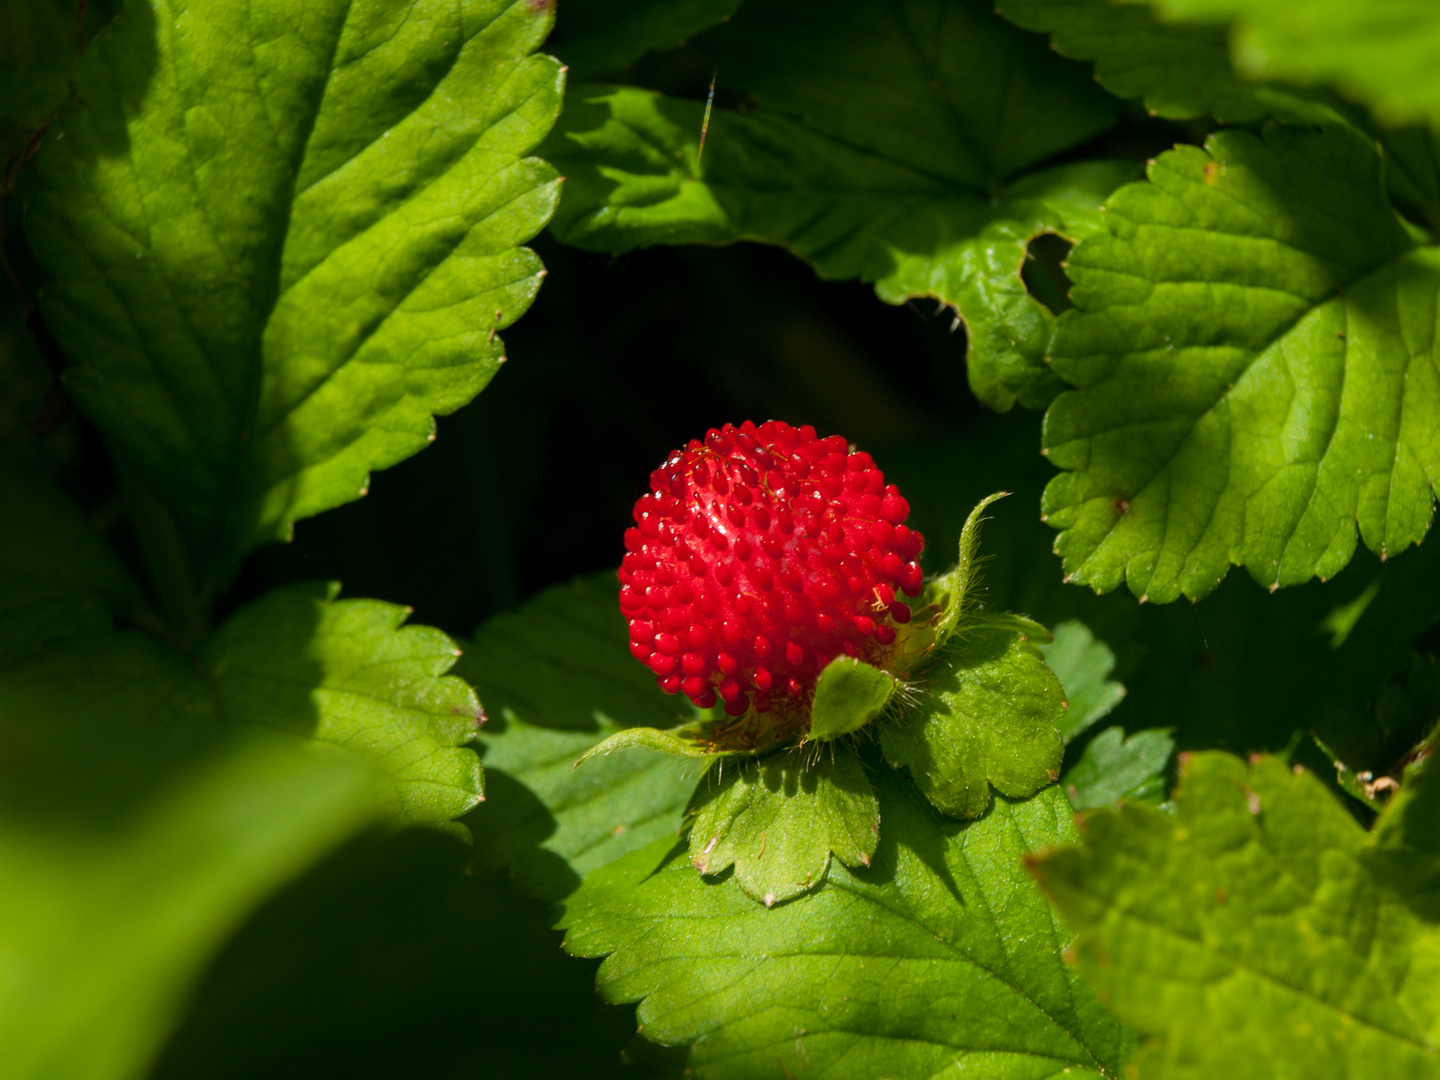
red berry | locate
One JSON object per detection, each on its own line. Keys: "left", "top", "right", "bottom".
{"left": 620, "top": 420, "right": 924, "bottom": 745}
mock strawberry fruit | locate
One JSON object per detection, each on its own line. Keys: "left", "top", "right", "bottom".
{"left": 619, "top": 420, "right": 924, "bottom": 747}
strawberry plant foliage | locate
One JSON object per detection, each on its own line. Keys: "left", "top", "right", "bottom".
{"left": 1044, "top": 123, "right": 1440, "bottom": 601}
{"left": 461, "top": 528, "right": 1131, "bottom": 1073}
{"left": 1032, "top": 752, "right": 1440, "bottom": 1078}
{"left": 688, "top": 747, "right": 879, "bottom": 907}
{"left": 562, "top": 768, "right": 1131, "bottom": 1080}
{"left": 23, "top": 0, "right": 563, "bottom": 608}
{"left": 203, "top": 584, "right": 485, "bottom": 827}
{"left": 0, "top": 630, "right": 383, "bottom": 1080}
{"left": 1140, "top": 0, "right": 1440, "bottom": 127}
{"left": 6, "top": 0, "right": 1440, "bottom": 1076}
{"left": 550, "top": 0, "right": 744, "bottom": 80}
{"left": 458, "top": 575, "right": 700, "bottom": 902}
{"left": 995, "top": 0, "right": 1321, "bottom": 123}
{"left": 543, "top": 0, "right": 1138, "bottom": 412}
{"left": 0, "top": 455, "right": 485, "bottom": 1080}
{"left": 589, "top": 424, "right": 1073, "bottom": 886}
{"left": 881, "top": 611, "right": 1065, "bottom": 819}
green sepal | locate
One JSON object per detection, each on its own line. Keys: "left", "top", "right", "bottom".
{"left": 687, "top": 746, "right": 879, "bottom": 906}
{"left": 575, "top": 723, "right": 727, "bottom": 766}
{"left": 806, "top": 656, "right": 900, "bottom": 742}
{"left": 892, "top": 491, "right": 1009, "bottom": 672}
{"left": 882, "top": 611, "right": 1065, "bottom": 819}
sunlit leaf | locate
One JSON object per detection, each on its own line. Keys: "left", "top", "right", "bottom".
{"left": 882, "top": 612, "right": 1065, "bottom": 818}
{"left": 1043, "top": 123, "right": 1440, "bottom": 601}
{"left": 562, "top": 765, "right": 1130, "bottom": 1079}
{"left": 544, "top": 0, "right": 1134, "bottom": 411}
{"left": 1033, "top": 751, "right": 1440, "bottom": 1078}
{"left": 25, "top": 0, "right": 564, "bottom": 600}
{"left": 687, "top": 746, "right": 878, "bottom": 906}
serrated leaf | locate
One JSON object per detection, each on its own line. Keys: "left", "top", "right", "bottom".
{"left": 807, "top": 656, "right": 898, "bottom": 741}
{"left": 561, "top": 765, "right": 1130, "bottom": 1079}
{"left": 457, "top": 573, "right": 702, "bottom": 898}
{"left": 544, "top": 0, "right": 1135, "bottom": 411}
{"left": 0, "top": 630, "right": 385, "bottom": 1080}
{"left": 1043, "top": 123, "right": 1440, "bottom": 602}
{"left": 24, "top": 0, "right": 564, "bottom": 601}
{"left": 1143, "top": 0, "right": 1440, "bottom": 127}
{"left": 1063, "top": 726, "right": 1174, "bottom": 809}
{"left": 1032, "top": 751, "right": 1440, "bottom": 1078}
{"left": 204, "top": 583, "right": 483, "bottom": 825}
{"left": 468, "top": 715, "right": 702, "bottom": 901}
{"left": 996, "top": 0, "right": 1440, "bottom": 234}
{"left": 688, "top": 747, "right": 878, "bottom": 906}
{"left": 996, "top": 0, "right": 1325, "bottom": 122}
{"left": 1042, "top": 619, "right": 1128, "bottom": 742}
{"left": 883, "top": 612, "right": 1065, "bottom": 818}
{"left": 550, "top": 0, "right": 744, "bottom": 79}
{"left": 461, "top": 573, "right": 686, "bottom": 734}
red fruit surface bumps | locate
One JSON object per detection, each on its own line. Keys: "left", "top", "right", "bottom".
{"left": 620, "top": 420, "right": 924, "bottom": 747}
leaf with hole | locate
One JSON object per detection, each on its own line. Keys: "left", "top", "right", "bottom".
{"left": 544, "top": 0, "right": 1138, "bottom": 411}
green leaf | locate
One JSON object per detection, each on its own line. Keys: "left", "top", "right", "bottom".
{"left": 1041, "top": 619, "right": 1128, "bottom": 742}
{"left": 457, "top": 573, "right": 702, "bottom": 899}
{"left": 550, "top": 0, "right": 744, "bottom": 79}
{"left": 688, "top": 747, "right": 879, "bottom": 906}
{"left": 996, "top": 0, "right": 1325, "bottom": 122}
{"left": 1032, "top": 751, "right": 1440, "bottom": 1078}
{"left": 0, "top": 630, "right": 385, "bottom": 1080}
{"left": 468, "top": 715, "right": 702, "bottom": 901}
{"left": 460, "top": 573, "right": 685, "bottom": 734}
{"left": 561, "top": 766, "right": 1131, "bottom": 1079}
{"left": 544, "top": 0, "right": 1135, "bottom": 411}
{"left": 1063, "top": 726, "right": 1174, "bottom": 809}
{"left": 807, "top": 656, "right": 899, "bottom": 741}
{"left": 1388, "top": 768, "right": 1440, "bottom": 859}
{"left": 154, "top": 828, "right": 661, "bottom": 1080}
{"left": 203, "top": 583, "right": 483, "bottom": 826}
{"left": 1043, "top": 123, "right": 1440, "bottom": 602}
{"left": 24, "top": 0, "right": 564, "bottom": 602}
{"left": 1143, "top": 0, "right": 1440, "bottom": 127}
{"left": 0, "top": 0, "right": 120, "bottom": 152}
{"left": 883, "top": 612, "right": 1065, "bottom": 818}
{"left": 0, "top": 449, "right": 150, "bottom": 668}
